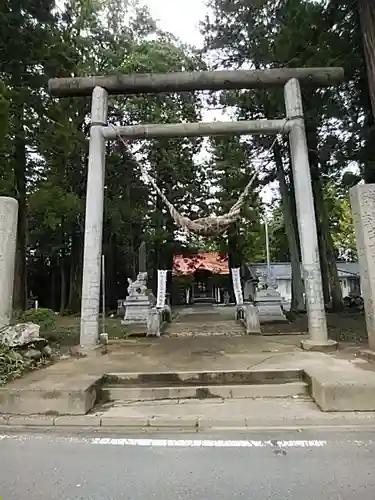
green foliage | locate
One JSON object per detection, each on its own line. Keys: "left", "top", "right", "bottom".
{"left": 0, "top": 345, "right": 26, "bottom": 386}
{"left": 324, "top": 182, "right": 357, "bottom": 260}
{"left": 0, "top": 80, "right": 9, "bottom": 145}
{"left": 18, "top": 309, "right": 57, "bottom": 332}
{"left": 266, "top": 205, "right": 291, "bottom": 262}
{"left": 204, "top": 136, "right": 265, "bottom": 266}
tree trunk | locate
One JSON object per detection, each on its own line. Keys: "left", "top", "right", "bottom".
{"left": 66, "top": 230, "right": 82, "bottom": 313}
{"left": 308, "top": 136, "right": 343, "bottom": 310}
{"left": 106, "top": 234, "right": 117, "bottom": 310}
{"left": 227, "top": 223, "right": 242, "bottom": 268}
{"left": 50, "top": 263, "right": 56, "bottom": 311}
{"left": 305, "top": 121, "right": 343, "bottom": 310}
{"left": 12, "top": 101, "right": 27, "bottom": 311}
{"left": 357, "top": 0, "right": 375, "bottom": 181}
{"left": 60, "top": 258, "right": 66, "bottom": 315}
{"left": 316, "top": 205, "right": 331, "bottom": 305}
{"left": 274, "top": 142, "right": 305, "bottom": 311}
{"left": 165, "top": 218, "right": 176, "bottom": 295}
{"left": 313, "top": 177, "right": 344, "bottom": 311}
{"left": 362, "top": 108, "right": 375, "bottom": 183}
{"left": 358, "top": 0, "right": 375, "bottom": 122}
{"left": 351, "top": 1, "right": 375, "bottom": 183}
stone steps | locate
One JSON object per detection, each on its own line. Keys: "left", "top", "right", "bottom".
{"left": 102, "top": 381, "right": 309, "bottom": 403}
{"left": 165, "top": 320, "right": 245, "bottom": 337}
{"left": 99, "top": 369, "right": 309, "bottom": 404}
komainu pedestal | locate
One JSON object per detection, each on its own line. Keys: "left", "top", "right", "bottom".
{"left": 121, "top": 272, "right": 153, "bottom": 325}
{"left": 254, "top": 273, "right": 288, "bottom": 324}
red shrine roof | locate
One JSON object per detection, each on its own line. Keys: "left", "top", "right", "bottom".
{"left": 173, "top": 252, "right": 229, "bottom": 276}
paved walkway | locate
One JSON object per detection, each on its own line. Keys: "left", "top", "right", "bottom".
{"left": 3, "top": 332, "right": 375, "bottom": 416}
{"left": 3, "top": 333, "right": 374, "bottom": 390}
{"left": 165, "top": 306, "right": 245, "bottom": 337}
{"left": 4, "top": 335, "right": 305, "bottom": 390}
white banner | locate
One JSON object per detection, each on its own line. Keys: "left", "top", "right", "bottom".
{"left": 231, "top": 268, "right": 244, "bottom": 305}
{"left": 156, "top": 269, "right": 168, "bottom": 308}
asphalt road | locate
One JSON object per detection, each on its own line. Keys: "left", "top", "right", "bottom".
{"left": 0, "top": 429, "right": 374, "bottom": 499}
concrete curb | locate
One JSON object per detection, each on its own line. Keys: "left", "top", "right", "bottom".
{"left": 0, "top": 414, "right": 200, "bottom": 429}
{"left": 2, "top": 414, "right": 375, "bottom": 431}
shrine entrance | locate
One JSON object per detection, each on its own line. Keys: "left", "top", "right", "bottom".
{"left": 48, "top": 66, "right": 344, "bottom": 349}
{"left": 192, "top": 270, "right": 215, "bottom": 304}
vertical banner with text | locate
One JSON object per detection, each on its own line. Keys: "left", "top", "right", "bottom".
{"left": 156, "top": 270, "right": 168, "bottom": 308}
{"left": 231, "top": 268, "right": 244, "bottom": 305}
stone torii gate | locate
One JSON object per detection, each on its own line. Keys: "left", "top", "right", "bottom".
{"left": 48, "top": 67, "right": 344, "bottom": 350}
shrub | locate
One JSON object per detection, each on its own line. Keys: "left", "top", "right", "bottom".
{"left": 18, "top": 308, "right": 56, "bottom": 333}
{"left": 0, "top": 344, "right": 26, "bottom": 385}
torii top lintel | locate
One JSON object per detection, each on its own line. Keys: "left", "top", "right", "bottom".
{"left": 48, "top": 67, "right": 344, "bottom": 98}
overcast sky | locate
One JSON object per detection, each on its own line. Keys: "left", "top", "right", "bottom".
{"left": 144, "top": 0, "right": 206, "bottom": 48}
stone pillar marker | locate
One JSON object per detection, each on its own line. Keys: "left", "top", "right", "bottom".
{"left": 138, "top": 241, "right": 147, "bottom": 273}
{"left": 350, "top": 184, "right": 375, "bottom": 350}
{"left": 0, "top": 197, "right": 18, "bottom": 328}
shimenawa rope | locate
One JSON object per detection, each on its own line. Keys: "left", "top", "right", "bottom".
{"left": 111, "top": 119, "right": 289, "bottom": 237}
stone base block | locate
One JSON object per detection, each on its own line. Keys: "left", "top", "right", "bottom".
{"left": 122, "top": 296, "right": 153, "bottom": 324}
{"left": 307, "top": 367, "right": 375, "bottom": 411}
{"left": 0, "top": 378, "right": 100, "bottom": 415}
{"left": 255, "top": 290, "right": 288, "bottom": 324}
{"left": 257, "top": 306, "right": 288, "bottom": 324}
{"left": 301, "top": 339, "right": 338, "bottom": 352}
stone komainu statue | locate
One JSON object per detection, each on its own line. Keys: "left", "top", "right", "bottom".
{"left": 127, "top": 272, "right": 148, "bottom": 297}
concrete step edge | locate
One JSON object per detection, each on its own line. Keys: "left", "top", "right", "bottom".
{"left": 101, "top": 381, "right": 309, "bottom": 402}
{"left": 102, "top": 369, "right": 303, "bottom": 386}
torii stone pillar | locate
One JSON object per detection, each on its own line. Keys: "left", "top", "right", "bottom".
{"left": 284, "top": 79, "right": 336, "bottom": 351}
{"left": 0, "top": 197, "right": 18, "bottom": 328}
{"left": 79, "top": 86, "right": 108, "bottom": 348}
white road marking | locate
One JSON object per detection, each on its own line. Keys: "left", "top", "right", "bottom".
{"left": 90, "top": 438, "right": 328, "bottom": 448}
{"left": 0, "top": 434, "right": 373, "bottom": 448}
{"left": 0, "top": 434, "right": 327, "bottom": 448}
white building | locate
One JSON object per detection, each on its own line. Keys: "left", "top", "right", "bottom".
{"left": 244, "top": 261, "right": 361, "bottom": 309}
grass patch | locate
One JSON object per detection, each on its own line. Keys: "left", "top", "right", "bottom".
{"left": 42, "top": 315, "right": 128, "bottom": 347}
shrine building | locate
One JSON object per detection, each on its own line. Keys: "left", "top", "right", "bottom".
{"left": 170, "top": 252, "right": 233, "bottom": 305}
